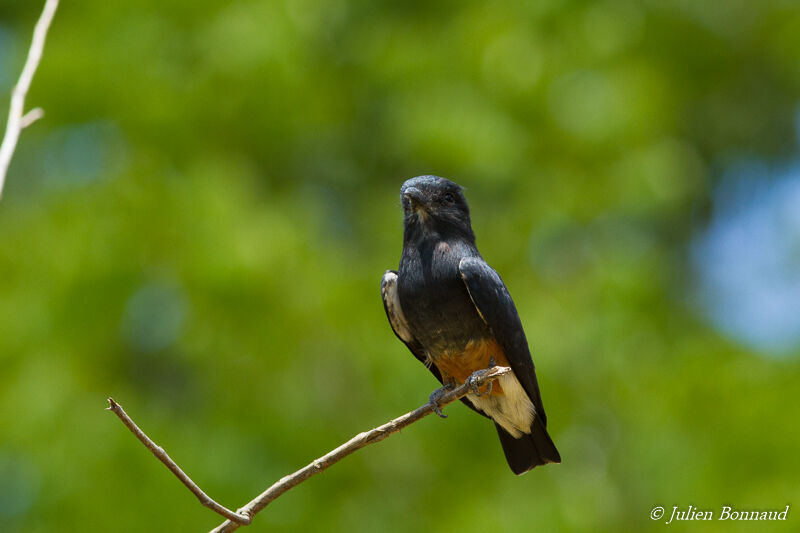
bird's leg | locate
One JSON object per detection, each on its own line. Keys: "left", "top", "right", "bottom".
{"left": 485, "top": 356, "right": 495, "bottom": 395}
{"left": 467, "top": 356, "right": 496, "bottom": 396}
{"left": 429, "top": 379, "right": 456, "bottom": 418}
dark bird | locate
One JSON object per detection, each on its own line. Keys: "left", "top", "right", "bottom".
{"left": 381, "top": 175, "right": 561, "bottom": 474}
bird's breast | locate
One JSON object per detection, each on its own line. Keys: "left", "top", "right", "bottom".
{"left": 397, "top": 245, "right": 489, "bottom": 354}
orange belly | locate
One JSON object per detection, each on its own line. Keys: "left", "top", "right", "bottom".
{"left": 432, "top": 337, "right": 509, "bottom": 395}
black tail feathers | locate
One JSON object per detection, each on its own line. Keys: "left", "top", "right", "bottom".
{"left": 495, "top": 417, "right": 560, "bottom": 475}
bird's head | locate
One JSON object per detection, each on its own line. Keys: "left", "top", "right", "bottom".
{"left": 400, "top": 175, "right": 474, "bottom": 243}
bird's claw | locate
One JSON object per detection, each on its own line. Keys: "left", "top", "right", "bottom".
{"left": 486, "top": 356, "right": 495, "bottom": 394}
{"left": 466, "top": 369, "right": 490, "bottom": 396}
{"left": 428, "top": 386, "right": 451, "bottom": 418}
{"left": 467, "top": 356, "right": 497, "bottom": 396}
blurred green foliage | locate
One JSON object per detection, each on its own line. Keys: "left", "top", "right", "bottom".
{"left": 1, "top": 0, "right": 799, "bottom": 531}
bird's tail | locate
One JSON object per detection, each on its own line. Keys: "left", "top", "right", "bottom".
{"left": 495, "top": 417, "right": 561, "bottom": 475}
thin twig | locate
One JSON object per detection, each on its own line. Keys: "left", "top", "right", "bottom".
{"left": 0, "top": 0, "right": 59, "bottom": 198}
{"left": 106, "top": 398, "right": 252, "bottom": 525}
{"left": 108, "top": 366, "right": 511, "bottom": 531}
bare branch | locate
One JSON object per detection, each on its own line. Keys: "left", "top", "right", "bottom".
{"left": 210, "top": 365, "right": 511, "bottom": 531}
{"left": 106, "top": 398, "right": 252, "bottom": 525}
{"left": 0, "top": 0, "right": 59, "bottom": 198}
{"left": 108, "top": 366, "right": 511, "bottom": 531}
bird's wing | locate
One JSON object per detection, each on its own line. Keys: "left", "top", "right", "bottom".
{"left": 381, "top": 270, "right": 488, "bottom": 418}
{"left": 458, "top": 257, "right": 547, "bottom": 426}
{"left": 381, "top": 270, "right": 431, "bottom": 370}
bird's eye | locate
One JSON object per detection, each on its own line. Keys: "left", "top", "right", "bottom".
{"left": 443, "top": 193, "right": 455, "bottom": 204}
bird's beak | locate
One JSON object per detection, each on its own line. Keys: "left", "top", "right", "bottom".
{"left": 402, "top": 186, "right": 426, "bottom": 210}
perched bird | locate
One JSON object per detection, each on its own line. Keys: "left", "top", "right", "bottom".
{"left": 381, "top": 175, "right": 560, "bottom": 474}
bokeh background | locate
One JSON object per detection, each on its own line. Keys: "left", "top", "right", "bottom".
{"left": 2, "top": 1, "right": 800, "bottom": 531}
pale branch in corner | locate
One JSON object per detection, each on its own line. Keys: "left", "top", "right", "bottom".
{"left": 107, "top": 366, "right": 512, "bottom": 532}
{"left": 0, "top": 0, "right": 59, "bottom": 198}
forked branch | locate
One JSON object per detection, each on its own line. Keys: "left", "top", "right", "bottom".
{"left": 107, "top": 366, "right": 512, "bottom": 532}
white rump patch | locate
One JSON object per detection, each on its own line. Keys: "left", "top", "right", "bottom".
{"left": 467, "top": 372, "right": 535, "bottom": 438}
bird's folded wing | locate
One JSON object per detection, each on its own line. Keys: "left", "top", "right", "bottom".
{"left": 458, "top": 257, "right": 547, "bottom": 426}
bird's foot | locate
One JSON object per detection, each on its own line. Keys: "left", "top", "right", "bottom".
{"left": 466, "top": 369, "right": 491, "bottom": 396}
{"left": 428, "top": 385, "right": 454, "bottom": 418}
{"left": 468, "top": 357, "right": 497, "bottom": 396}
{"left": 486, "top": 356, "right": 496, "bottom": 394}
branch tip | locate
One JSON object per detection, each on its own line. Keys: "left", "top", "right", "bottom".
{"left": 20, "top": 108, "right": 45, "bottom": 129}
